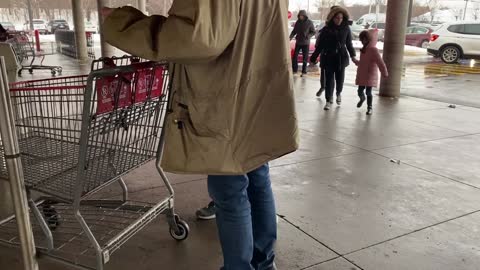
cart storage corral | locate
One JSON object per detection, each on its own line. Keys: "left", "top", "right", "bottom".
{"left": 0, "top": 56, "right": 189, "bottom": 270}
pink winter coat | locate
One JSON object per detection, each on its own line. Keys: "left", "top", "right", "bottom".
{"left": 355, "top": 30, "right": 388, "bottom": 87}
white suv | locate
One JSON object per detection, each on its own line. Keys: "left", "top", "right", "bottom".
{"left": 428, "top": 22, "right": 480, "bottom": 64}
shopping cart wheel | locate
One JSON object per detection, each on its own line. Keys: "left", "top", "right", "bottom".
{"left": 28, "top": 69, "right": 33, "bottom": 74}
{"left": 170, "top": 216, "right": 189, "bottom": 241}
{"left": 51, "top": 70, "right": 56, "bottom": 76}
{"left": 42, "top": 204, "right": 61, "bottom": 231}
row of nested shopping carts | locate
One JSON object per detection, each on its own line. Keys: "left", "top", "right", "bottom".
{"left": 0, "top": 55, "right": 189, "bottom": 270}
{"left": 6, "top": 32, "right": 63, "bottom": 77}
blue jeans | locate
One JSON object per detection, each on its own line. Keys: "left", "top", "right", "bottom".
{"left": 208, "top": 164, "right": 277, "bottom": 270}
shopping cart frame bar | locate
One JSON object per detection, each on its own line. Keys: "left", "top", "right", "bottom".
{"left": 0, "top": 57, "right": 39, "bottom": 270}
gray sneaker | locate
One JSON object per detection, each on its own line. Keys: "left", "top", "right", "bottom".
{"left": 316, "top": 88, "right": 325, "bottom": 97}
{"left": 196, "top": 201, "right": 216, "bottom": 220}
{"left": 336, "top": 94, "right": 342, "bottom": 105}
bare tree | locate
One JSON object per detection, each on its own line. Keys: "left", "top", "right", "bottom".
{"left": 451, "top": 8, "right": 463, "bottom": 21}
{"left": 410, "top": 0, "right": 429, "bottom": 17}
{"left": 79, "top": 0, "right": 96, "bottom": 22}
{"left": 426, "top": 0, "right": 441, "bottom": 23}
{"left": 473, "top": 3, "right": 480, "bottom": 20}
{"left": 314, "top": 0, "right": 342, "bottom": 20}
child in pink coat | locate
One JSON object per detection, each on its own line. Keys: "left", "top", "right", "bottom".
{"left": 355, "top": 30, "right": 388, "bottom": 115}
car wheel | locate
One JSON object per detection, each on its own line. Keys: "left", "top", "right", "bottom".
{"left": 441, "top": 46, "right": 461, "bottom": 64}
{"left": 420, "top": 40, "right": 429, "bottom": 49}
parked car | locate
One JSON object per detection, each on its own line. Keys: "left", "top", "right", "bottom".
{"left": 405, "top": 26, "right": 433, "bottom": 48}
{"left": 84, "top": 21, "right": 97, "bottom": 33}
{"left": 428, "top": 22, "right": 480, "bottom": 64}
{"left": 23, "top": 19, "right": 48, "bottom": 34}
{"left": 47, "top": 19, "right": 70, "bottom": 34}
{"left": 0, "top": 22, "right": 15, "bottom": 32}
{"left": 314, "top": 21, "right": 325, "bottom": 39}
{"left": 351, "top": 13, "right": 386, "bottom": 39}
{"left": 290, "top": 38, "right": 320, "bottom": 64}
{"left": 311, "top": 20, "right": 324, "bottom": 31}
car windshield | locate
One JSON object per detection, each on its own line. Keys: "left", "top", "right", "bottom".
{"left": 1, "top": 22, "right": 13, "bottom": 27}
{"left": 54, "top": 20, "right": 67, "bottom": 23}
{"left": 33, "top": 20, "right": 44, "bottom": 24}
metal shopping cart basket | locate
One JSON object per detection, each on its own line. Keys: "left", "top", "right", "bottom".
{"left": 7, "top": 33, "right": 62, "bottom": 77}
{"left": 0, "top": 56, "right": 189, "bottom": 270}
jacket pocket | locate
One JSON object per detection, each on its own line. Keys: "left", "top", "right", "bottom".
{"left": 175, "top": 98, "right": 230, "bottom": 139}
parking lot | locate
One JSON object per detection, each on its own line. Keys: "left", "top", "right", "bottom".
{"left": 300, "top": 51, "right": 480, "bottom": 108}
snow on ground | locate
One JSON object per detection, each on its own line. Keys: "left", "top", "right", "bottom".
{"left": 352, "top": 40, "right": 428, "bottom": 56}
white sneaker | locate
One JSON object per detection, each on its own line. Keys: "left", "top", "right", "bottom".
{"left": 324, "top": 103, "right": 331, "bottom": 111}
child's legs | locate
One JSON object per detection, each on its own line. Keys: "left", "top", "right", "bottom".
{"left": 366, "top": 86, "right": 373, "bottom": 107}
{"left": 357, "top": 86, "right": 366, "bottom": 99}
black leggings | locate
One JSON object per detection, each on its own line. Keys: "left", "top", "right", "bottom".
{"left": 358, "top": 86, "right": 373, "bottom": 107}
{"left": 292, "top": 44, "right": 309, "bottom": 73}
{"left": 324, "top": 67, "right": 345, "bottom": 103}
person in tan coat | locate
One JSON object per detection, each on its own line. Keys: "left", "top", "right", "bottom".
{"left": 101, "top": 1, "right": 298, "bottom": 269}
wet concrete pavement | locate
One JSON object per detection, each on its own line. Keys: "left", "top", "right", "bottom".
{"left": 2, "top": 54, "right": 480, "bottom": 270}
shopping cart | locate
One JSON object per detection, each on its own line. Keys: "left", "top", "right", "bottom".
{"left": 7, "top": 33, "right": 62, "bottom": 76}
{"left": 0, "top": 56, "right": 189, "bottom": 270}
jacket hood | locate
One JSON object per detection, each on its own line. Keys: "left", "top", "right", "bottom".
{"left": 326, "top": 7, "right": 350, "bottom": 26}
{"left": 368, "top": 29, "right": 378, "bottom": 47}
{"left": 360, "top": 29, "right": 378, "bottom": 53}
{"left": 298, "top": 10, "right": 308, "bottom": 19}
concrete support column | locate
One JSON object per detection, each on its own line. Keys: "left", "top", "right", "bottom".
{"left": 0, "top": 57, "right": 39, "bottom": 270}
{"left": 379, "top": 0, "right": 410, "bottom": 97}
{"left": 26, "top": 0, "right": 34, "bottom": 31}
{"left": 71, "top": 0, "right": 88, "bottom": 61}
{"left": 97, "top": 0, "right": 116, "bottom": 58}
{"left": 137, "top": 0, "right": 147, "bottom": 14}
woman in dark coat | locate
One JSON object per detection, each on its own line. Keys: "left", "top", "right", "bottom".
{"left": 311, "top": 7, "right": 358, "bottom": 110}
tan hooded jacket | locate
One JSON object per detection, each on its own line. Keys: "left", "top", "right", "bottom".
{"left": 103, "top": 0, "right": 299, "bottom": 175}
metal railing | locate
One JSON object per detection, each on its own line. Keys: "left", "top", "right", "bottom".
{"left": 55, "top": 30, "right": 96, "bottom": 60}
